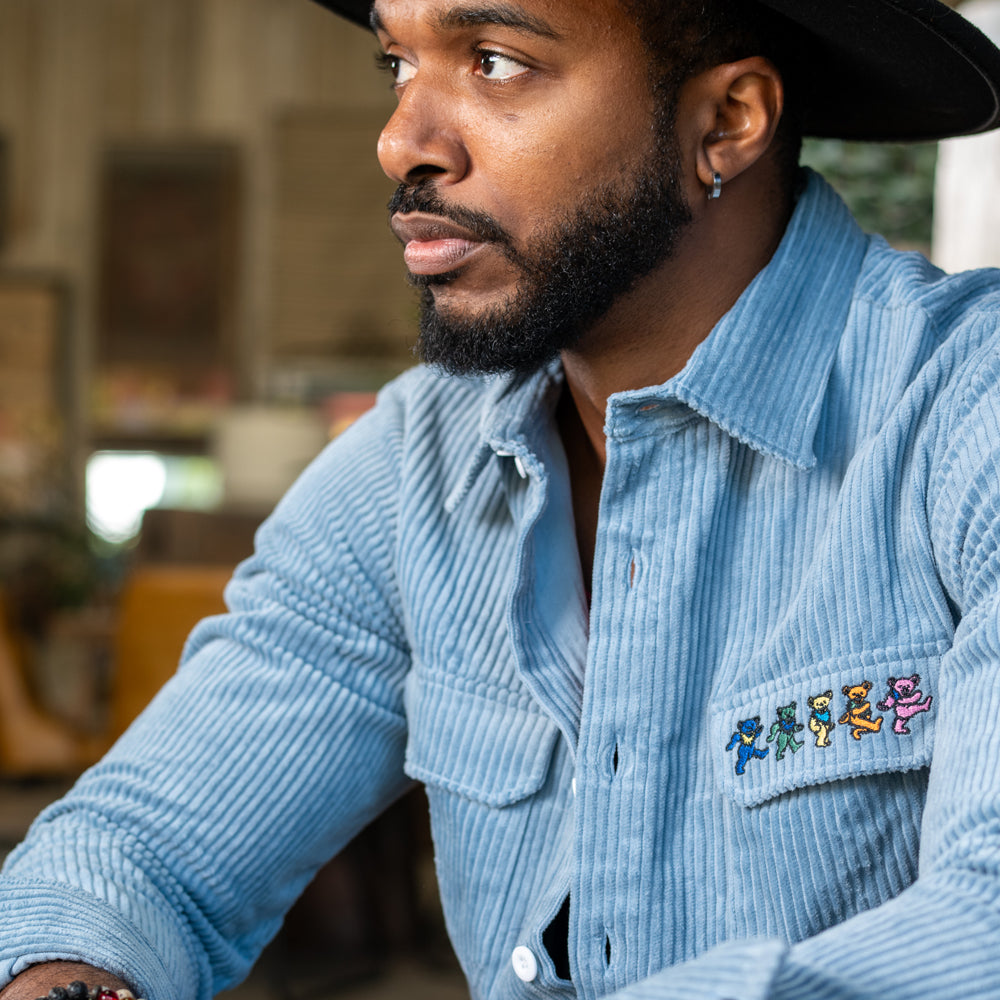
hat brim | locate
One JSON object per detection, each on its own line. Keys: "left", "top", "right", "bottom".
{"left": 312, "top": 0, "right": 1000, "bottom": 141}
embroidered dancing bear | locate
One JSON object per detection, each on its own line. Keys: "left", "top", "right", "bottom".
{"left": 726, "top": 717, "right": 769, "bottom": 775}
{"left": 807, "top": 690, "right": 836, "bottom": 747}
{"left": 767, "top": 701, "right": 805, "bottom": 760}
{"left": 877, "top": 674, "right": 932, "bottom": 735}
{"left": 839, "top": 681, "right": 883, "bottom": 740}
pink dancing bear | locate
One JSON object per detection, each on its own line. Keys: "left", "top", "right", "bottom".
{"left": 876, "top": 674, "right": 932, "bottom": 735}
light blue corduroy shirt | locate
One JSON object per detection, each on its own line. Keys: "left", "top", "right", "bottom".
{"left": 4, "top": 171, "right": 1000, "bottom": 1000}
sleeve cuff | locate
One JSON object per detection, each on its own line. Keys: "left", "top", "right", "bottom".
{"left": 0, "top": 880, "right": 195, "bottom": 1000}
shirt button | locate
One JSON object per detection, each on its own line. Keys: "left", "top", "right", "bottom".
{"left": 511, "top": 945, "right": 538, "bottom": 982}
{"left": 571, "top": 777, "right": 577, "bottom": 797}
{"left": 514, "top": 455, "right": 528, "bottom": 479}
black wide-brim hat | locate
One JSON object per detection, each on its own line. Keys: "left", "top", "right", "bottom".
{"left": 312, "top": 0, "right": 1000, "bottom": 141}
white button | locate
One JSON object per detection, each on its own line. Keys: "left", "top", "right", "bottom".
{"left": 514, "top": 455, "right": 528, "bottom": 479}
{"left": 511, "top": 945, "right": 538, "bottom": 982}
{"left": 571, "top": 777, "right": 577, "bottom": 797}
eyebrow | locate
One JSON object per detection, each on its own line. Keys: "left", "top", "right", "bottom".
{"left": 370, "top": 2, "right": 562, "bottom": 40}
{"left": 437, "top": 3, "right": 561, "bottom": 38}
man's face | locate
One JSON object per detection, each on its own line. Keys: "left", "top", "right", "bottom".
{"left": 375, "top": 0, "right": 693, "bottom": 375}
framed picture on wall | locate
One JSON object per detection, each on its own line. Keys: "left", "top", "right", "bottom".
{"left": 93, "top": 144, "right": 240, "bottom": 442}
{"left": 96, "top": 145, "right": 240, "bottom": 373}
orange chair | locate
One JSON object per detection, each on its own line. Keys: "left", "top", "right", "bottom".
{"left": 109, "top": 565, "right": 232, "bottom": 740}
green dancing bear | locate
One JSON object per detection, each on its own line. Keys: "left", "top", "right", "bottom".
{"left": 767, "top": 701, "right": 805, "bottom": 760}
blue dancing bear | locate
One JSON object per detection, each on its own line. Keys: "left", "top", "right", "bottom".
{"left": 726, "top": 717, "right": 769, "bottom": 775}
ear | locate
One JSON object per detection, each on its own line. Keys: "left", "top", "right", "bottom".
{"left": 677, "top": 56, "right": 784, "bottom": 196}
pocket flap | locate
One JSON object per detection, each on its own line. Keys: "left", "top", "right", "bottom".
{"left": 713, "top": 644, "right": 943, "bottom": 807}
{"left": 403, "top": 670, "right": 560, "bottom": 807}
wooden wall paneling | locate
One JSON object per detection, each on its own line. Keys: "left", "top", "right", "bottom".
{"left": 0, "top": 2, "right": 38, "bottom": 258}
{"left": 99, "top": 0, "right": 145, "bottom": 133}
{"left": 139, "top": 0, "right": 199, "bottom": 133}
{"left": 37, "top": 3, "right": 103, "bottom": 264}
{"left": 0, "top": 134, "right": 8, "bottom": 253}
{"left": 198, "top": 0, "right": 266, "bottom": 134}
{"left": 269, "top": 108, "right": 414, "bottom": 370}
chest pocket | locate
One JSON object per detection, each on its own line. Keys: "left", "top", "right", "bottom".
{"left": 402, "top": 668, "right": 559, "bottom": 806}
{"left": 712, "top": 640, "right": 944, "bottom": 807}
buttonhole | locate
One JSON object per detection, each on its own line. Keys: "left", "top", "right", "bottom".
{"left": 612, "top": 744, "right": 619, "bottom": 774}
{"left": 629, "top": 558, "right": 636, "bottom": 588}
{"left": 604, "top": 934, "right": 612, "bottom": 966}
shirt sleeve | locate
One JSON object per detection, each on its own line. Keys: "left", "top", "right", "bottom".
{"left": 0, "top": 389, "right": 414, "bottom": 1000}
{"left": 609, "top": 341, "right": 1000, "bottom": 1000}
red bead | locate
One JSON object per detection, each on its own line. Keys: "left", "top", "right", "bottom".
{"left": 97, "top": 992, "right": 118, "bottom": 1000}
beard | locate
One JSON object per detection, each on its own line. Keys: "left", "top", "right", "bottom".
{"left": 387, "top": 121, "right": 692, "bottom": 377}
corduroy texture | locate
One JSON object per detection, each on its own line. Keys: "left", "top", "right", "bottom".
{"left": 4, "top": 171, "right": 1000, "bottom": 999}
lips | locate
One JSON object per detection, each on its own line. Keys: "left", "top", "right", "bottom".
{"left": 390, "top": 212, "right": 487, "bottom": 275}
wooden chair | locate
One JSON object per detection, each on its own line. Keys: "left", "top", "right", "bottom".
{"left": 108, "top": 565, "right": 231, "bottom": 740}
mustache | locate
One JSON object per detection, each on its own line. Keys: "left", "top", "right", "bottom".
{"left": 387, "top": 182, "right": 514, "bottom": 247}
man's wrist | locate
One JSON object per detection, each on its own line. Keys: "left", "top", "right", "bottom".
{"left": 0, "top": 963, "right": 133, "bottom": 1000}
{"left": 31, "top": 988, "right": 137, "bottom": 1000}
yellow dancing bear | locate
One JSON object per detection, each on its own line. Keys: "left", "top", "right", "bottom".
{"left": 807, "top": 690, "right": 836, "bottom": 747}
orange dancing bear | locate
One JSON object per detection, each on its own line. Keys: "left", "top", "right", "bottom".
{"left": 839, "top": 680, "right": 883, "bottom": 740}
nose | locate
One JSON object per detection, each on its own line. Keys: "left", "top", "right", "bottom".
{"left": 377, "top": 84, "right": 470, "bottom": 186}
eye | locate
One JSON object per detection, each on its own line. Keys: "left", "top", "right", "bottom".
{"left": 375, "top": 50, "right": 417, "bottom": 86}
{"left": 476, "top": 50, "right": 528, "bottom": 81}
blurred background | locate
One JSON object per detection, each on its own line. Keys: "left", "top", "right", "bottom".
{"left": 0, "top": 0, "right": 997, "bottom": 997}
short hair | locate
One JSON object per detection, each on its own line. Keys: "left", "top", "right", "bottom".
{"left": 625, "top": 0, "right": 808, "bottom": 187}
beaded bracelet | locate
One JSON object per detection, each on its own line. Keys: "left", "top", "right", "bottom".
{"left": 33, "top": 984, "right": 146, "bottom": 1000}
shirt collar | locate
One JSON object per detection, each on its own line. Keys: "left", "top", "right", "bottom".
{"left": 449, "top": 169, "right": 870, "bottom": 507}
{"left": 663, "top": 169, "right": 870, "bottom": 470}
{"left": 445, "top": 361, "right": 562, "bottom": 512}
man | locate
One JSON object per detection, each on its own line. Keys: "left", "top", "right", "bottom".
{"left": 4, "top": 0, "right": 1000, "bottom": 997}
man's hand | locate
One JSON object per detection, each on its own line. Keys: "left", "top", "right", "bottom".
{"left": 0, "top": 963, "right": 132, "bottom": 1000}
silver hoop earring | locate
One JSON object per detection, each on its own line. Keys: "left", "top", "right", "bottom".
{"left": 708, "top": 171, "right": 722, "bottom": 200}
